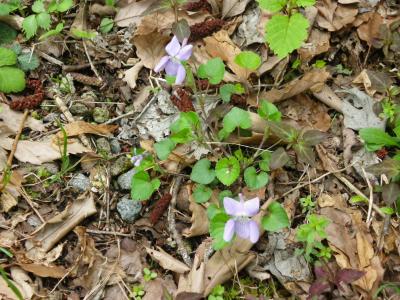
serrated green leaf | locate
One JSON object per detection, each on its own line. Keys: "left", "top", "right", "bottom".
{"left": 0, "top": 66, "right": 25, "bottom": 93}
{"left": 359, "top": 128, "right": 399, "bottom": 150}
{"left": 268, "top": 121, "right": 298, "bottom": 143}
{"left": 217, "top": 190, "right": 233, "bottom": 203}
{"left": 262, "top": 202, "right": 289, "bottom": 232}
{"left": 17, "top": 53, "right": 40, "bottom": 71}
{"left": 32, "top": 0, "right": 45, "bottom": 13}
{"left": 154, "top": 138, "right": 176, "bottom": 160}
{"left": 222, "top": 107, "right": 252, "bottom": 134}
{"left": 234, "top": 51, "right": 261, "bottom": 71}
{"left": 22, "top": 15, "right": 38, "bottom": 39}
{"left": 172, "top": 18, "right": 190, "bottom": 42}
{"left": 258, "top": 99, "right": 281, "bottom": 121}
{"left": 259, "top": 151, "right": 272, "bottom": 171}
{"left": 257, "top": 0, "right": 287, "bottom": 12}
{"left": 197, "top": 57, "right": 225, "bottom": 85}
{"left": 57, "top": 0, "right": 73, "bottom": 12}
{"left": 244, "top": 167, "right": 269, "bottom": 190}
{"left": 99, "top": 17, "right": 113, "bottom": 33}
{"left": 36, "top": 12, "right": 51, "bottom": 30}
{"left": 295, "top": 0, "right": 315, "bottom": 7}
{"left": 380, "top": 206, "right": 394, "bottom": 215}
{"left": 300, "top": 130, "right": 328, "bottom": 146}
{"left": 39, "top": 22, "right": 64, "bottom": 40}
{"left": 215, "top": 156, "right": 240, "bottom": 186}
{"left": 366, "top": 159, "right": 400, "bottom": 179}
{"left": 265, "top": 13, "right": 309, "bottom": 58}
{"left": 193, "top": 184, "right": 212, "bottom": 203}
{"left": 0, "top": 22, "right": 17, "bottom": 45}
{"left": 293, "top": 142, "right": 315, "bottom": 165}
{"left": 170, "top": 111, "right": 200, "bottom": 134}
{"left": 0, "top": 47, "right": 17, "bottom": 66}
{"left": 131, "top": 171, "right": 160, "bottom": 201}
{"left": 190, "top": 158, "right": 215, "bottom": 184}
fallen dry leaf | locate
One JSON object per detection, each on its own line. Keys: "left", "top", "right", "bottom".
{"left": 299, "top": 29, "right": 331, "bottom": 62}
{"left": 0, "top": 136, "right": 92, "bottom": 165}
{"left": 56, "top": 121, "right": 118, "bottom": 140}
{"left": 0, "top": 171, "right": 23, "bottom": 212}
{"left": 123, "top": 61, "right": 145, "bottom": 90}
{"left": 0, "top": 103, "right": 45, "bottom": 133}
{"left": 10, "top": 267, "right": 34, "bottom": 300}
{"left": 17, "top": 263, "right": 67, "bottom": 278}
{"left": 222, "top": 0, "right": 252, "bottom": 18}
{"left": 182, "top": 185, "right": 209, "bottom": 238}
{"left": 132, "top": 31, "right": 170, "bottom": 69}
{"left": 143, "top": 277, "right": 177, "bottom": 300}
{"left": 146, "top": 247, "right": 190, "bottom": 274}
{"left": 316, "top": 0, "right": 358, "bottom": 32}
{"left": 357, "top": 12, "right": 384, "bottom": 46}
{"left": 115, "top": 0, "right": 158, "bottom": 27}
{"left": 258, "top": 68, "right": 330, "bottom": 103}
{"left": 25, "top": 192, "right": 97, "bottom": 254}
{"left": 204, "top": 30, "right": 249, "bottom": 81}
{"left": 353, "top": 69, "right": 393, "bottom": 95}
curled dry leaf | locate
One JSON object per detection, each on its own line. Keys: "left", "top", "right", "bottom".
{"left": 0, "top": 103, "right": 45, "bottom": 133}
{"left": 316, "top": 0, "right": 358, "bottom": 32}
{"left": 204, "top": 30, "right": 249, "bottom": 81}
{"left": 132, "top": 32, "right": 171, "bottom": 69}
{"left": 182, "top": 185, "right": 209, "bottom": 238}
{"left": 123, "top": 61, "right": 145, "bottom": 90}
{"left": 356, "top": 12, "right": 384, "bottom": 47}
{"left": 0, "top": 171, "right": 22, "bottom": 212}
{"left": 222, "top": 0, "right": 252, "bottom": 18}
{"left": 259, "top": 68, "right": 330, "bottom": 103}
{"left": 145, "top": 247, "right": 190, "bottom": 274}
{"left": 0, "top": 136, "right": 92, "bottom": 165}
{"left": 115, "top": 0, "right": 158, "bottom": 27}
{"left": 55, "top": 121, "right": 118, "bottom": 140}
{"left": 299, "top": 29, "right": 331, "bottom": 62}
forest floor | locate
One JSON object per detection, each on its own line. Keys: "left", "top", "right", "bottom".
{"left": 0, "top": 0, "right": 400, "bottom": 299}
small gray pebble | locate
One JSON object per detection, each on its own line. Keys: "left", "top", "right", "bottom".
{"left": 69, "top": 174, "right": 90, "bottom": 191}
{"left": 96, "top": 137, "right": 111, "bottom": 154}
{"left": 93, "top": 107, "right": 110, "bottom": 123}
{"left": 70, "top": 103, "right": 89, "bottom": 116}
{"left": 110, "top": 139, "right": 121, "bottom": 154}
{"left": 117, "top": 196, "right": 142, "bottom": 223}
{"left": 110, "top": 156, "right": 132, "bottom": 176}
{"left": 117, "top": 168, "right": 136, "bottom": 190}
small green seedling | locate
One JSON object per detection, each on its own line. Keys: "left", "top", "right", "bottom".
{"left": 131, "top": 285, "right": 145, "bottom": 300}
{"left": 208, "top": 284, "right": 224, "bottom": 300}
{"left": 143, "top": 268, "right": 157, "bottom": 281}
{"left": 300, "top": 195, "right": 315, "bottom": 213}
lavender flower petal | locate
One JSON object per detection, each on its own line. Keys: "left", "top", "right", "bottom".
{"left": 176, "top": 45, "right": 193, "bottom": 61}
{"left": 165, "top": 36, "right": 181, "bottom": 57}
{"left": 223, "top": 197, "right": 242, "bottom": 216}
{"left": 223, "top": 219, "right": 235, "bottom": 242}
{"left": 248, "top": 220, "right": 259, "bottom": 243}
{"left": 175, "top": 64, "right": 186, "bottom": 84}
{"left": 165, "top": 60, "right": 180, "bottom": 76}
{"left": 243, "top": 197, "right": 260, "bottom": 217}
{"left": 154, "top": 56, "right": 169, "bottom": 72}
{"left": 235, "top": 220, "right": 250, "bottom": 240}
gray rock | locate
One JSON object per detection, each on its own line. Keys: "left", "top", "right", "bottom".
{"left": 96, "top": 137, "right": 111, "bottom": 154}
{"left": 69, "top": 174, "right": 90, "bottom": 191}
{"left": 110, "top": 156, "right": 132, "bottom": 176}
{"left": 117, "top": 195, "right": 142, "bottom": 223}
{"left": 41, "top": 163, "right": 59, "bottom": 175}
{"left": 117, "top": 168, "right": 136, "bottom": 190}
{"left": 93, "top": 107, "right": 110, "bottom": 123}
{"left": 70, "top": 103, "right": 89, "bottom": 116}
{"left": 110, "top": 139, "right": 121, "bottom": 154}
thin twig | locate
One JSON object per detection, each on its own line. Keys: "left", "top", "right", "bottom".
{"left": 7, "top": 110, "right": 29, "bottom": 167}
{"left": 19, "top": 186, "right": 46, "bottom": 224}
{"left": 82, "top": 40, "right": 102, "bottom": 81}
{"left": 361, "top": 167, "right": 374, "bottom": 224}
{"left": 86, "top": 229, "right": 133, "bottom": 237}
{"left": 168, "top": 176, "right": 192, "bottom": 266}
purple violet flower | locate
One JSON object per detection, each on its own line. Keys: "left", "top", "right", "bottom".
{"left": 223, "top": 194, "right": 260, "bottom": 243}
{"left": 131, "top": 154, "right": 144, "bottom": 167}
{"left": 154, "top": 35, "right": 193, "bottom": 85}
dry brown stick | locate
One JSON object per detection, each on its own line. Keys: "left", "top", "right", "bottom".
{"left": 168, "top": 176, "right": 192, "bottom": 267}
{"left": 54, "top": 96, "right": 93, "bottom": 150}
{"left": 6, "top": 109, "right": 29, "bottom": 167}
{"left": 19, "top": 186, "right": 46, "bottom": 224}
{"left": 82, "top": 40, "right": 102, "bottom": 82}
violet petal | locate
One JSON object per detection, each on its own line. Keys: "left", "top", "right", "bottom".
{"left": 223, "top": 219, "right": 235, "bottom": 242}
{"left": 248, "top": 220, "right": 259, "bottom": 243}
{"left": 235, "top": 220, "right": 250, "bottom": 239}
{"left": 243, "top": 197, "right": 260, "bottom": 217}
{"left": 223, "top": 197, "right": 242, "bottom": 216}
{"left": 175, "top": 64, "right": 186, "bottom": 84}
{"left": 165, "top": 60, "right": 180, "bottom": 76}
{"left": 154, "top": 56, "right": 170, "bottom": 72}
{"left": 165, "top": 36, "right": 181, "bottom": 57}
{"left": 176, "top": 45, "right": 193, "bottom": 61}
